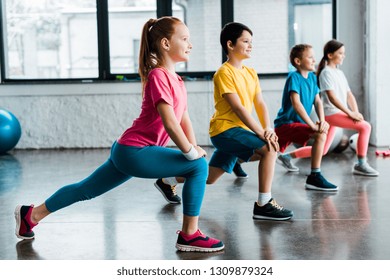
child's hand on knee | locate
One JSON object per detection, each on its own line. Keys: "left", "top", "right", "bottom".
{"left": 267, "top": 138, "right": 280, "bottom": 152}
{"left": 349, "top": 111, "right": 364, "bottom": 122}
{"left": 263, "top": 129, "right": 279, "bottom": 152}
{"left": 194, "top": 145, "right": 207, "bottom": 158}
{"left": 316, "top": 121, "right": 329, "bottom": 134}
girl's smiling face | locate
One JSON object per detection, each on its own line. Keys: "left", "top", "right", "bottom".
{"left": 167, "top": 23, "right": 192, "bottom": 63}
{"left": 328, "top": 46, "right": 346, "bottom": 66}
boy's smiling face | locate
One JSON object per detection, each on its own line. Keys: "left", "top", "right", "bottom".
{"left": 228, "top": 30, "right": 253, "bottom": 60}
{"left": 295, "top": 47, "right": 316, "bottom": 72}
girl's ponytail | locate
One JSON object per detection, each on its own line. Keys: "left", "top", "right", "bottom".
{"left": 138, "top": 16, "right": 182, "bottom": 93}
{"left": 139, "top": 19, "right": 157, "bottom": 85}
{"left": 316, "top": 56, "right": 327, "bottom": 88}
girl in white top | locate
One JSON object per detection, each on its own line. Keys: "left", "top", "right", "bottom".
{"left": 317, "top": 39, "right": 378, "bottom": 176}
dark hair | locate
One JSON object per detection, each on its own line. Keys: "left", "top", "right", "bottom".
{"left": 289, "top": 44, "right": 312, "bottom": 68}
{"left": 316, "top": 39, "right": 344, "bottom": 86}
{"left": 220, "top": 22, "right": 253, "bottom": 55}
{"left": 138, "top": 16, "right": 182, "bottom": 85}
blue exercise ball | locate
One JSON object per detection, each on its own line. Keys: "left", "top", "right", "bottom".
{"left": 0, "top": 109, "right": 22, "bottom": 154}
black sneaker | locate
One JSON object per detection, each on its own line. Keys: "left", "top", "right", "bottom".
{"left": 305, "top": 173, "right": 338, "bottom": 192}
{"left": 252, "top": 199, "right": 294, "bottom": 220}
{"left": 154, "top": 179, "right": 181, "bottom": 204}
{"left": 233, "top": 162, "right": 248, "bottom": 178}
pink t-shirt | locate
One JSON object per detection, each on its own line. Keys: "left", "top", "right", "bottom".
{"left": 117, "top": 68, "right": 187, "bottom": 147}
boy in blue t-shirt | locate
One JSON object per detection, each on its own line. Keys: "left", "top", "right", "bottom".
{"left": 274, "top": 44, "right": 338, "bottom": 191}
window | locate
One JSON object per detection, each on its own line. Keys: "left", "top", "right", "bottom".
{"left": 293, "top": 1, "right": 333, "bottom": 64}
{"left": 1, "top": 0, "right": 98, "bottom": 80}
{"left": 0, "top": 0, "right": 335, "bottom": 82}
{"left": 108, "top": 0, "right": 157, "bottom": 75}
{"left": 107, "top": 0, "right": 221, "bottom": 75}
{"left": 235, "top": 0, "right": 333, "bottom": 74}
{"left": 173, "top": 0, "right": 221, "bottom": 73}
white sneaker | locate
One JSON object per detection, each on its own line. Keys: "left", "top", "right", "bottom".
{"left": 276, "top": 154, "right": 299, "bottom": 172}
{"left": 353, "top": 163, "right": 379, "bottom": 177}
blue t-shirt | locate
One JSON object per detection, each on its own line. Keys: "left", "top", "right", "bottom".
{"left": 274, "top": 71, "right": 319, "bottom": 128}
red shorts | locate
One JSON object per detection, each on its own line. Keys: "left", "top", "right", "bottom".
{"left": 275, "top": 123, "right": 314, "bottom": 153}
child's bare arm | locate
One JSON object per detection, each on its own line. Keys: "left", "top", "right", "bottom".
{"left": 290, "top": 92, "right": 318, "bottom": 131}
{"left": 224, "top": 92, "right": 265, "bottom": 138}
{"left": 225, "top": 92, "right": 279, "bottom": 151}
{"left": 253, "top": 92, "right": 270, "bottom": 129}
{"left": 346, "top": 91, "right": 364, "bottom": 121}
{"left": 313, "top": 95, "right": 329, "bottom": 134}
{"left": 326, "top": 90, "right": 363, "bottom": 121}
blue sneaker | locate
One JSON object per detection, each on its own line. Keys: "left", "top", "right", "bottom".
{"left": 305, "top": 173, "right": 338, "bottom": 192}
{"left": 233, "top": 162, "right": 248, "bottom": 178}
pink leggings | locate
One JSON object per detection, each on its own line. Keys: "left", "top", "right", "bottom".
{"left": 292, "top": 112, "right": 371, "bottom": 159}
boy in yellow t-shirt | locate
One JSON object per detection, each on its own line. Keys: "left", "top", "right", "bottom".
{"left": 206, "top": 22, "right": 292, "bottom": 220}
{"left": 155, "top": 22, "right": 293, "bottom": 220}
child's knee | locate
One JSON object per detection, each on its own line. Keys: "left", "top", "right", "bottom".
{"left": 192, "top": 157, "right": 208, "bottom": 178}
{"left": 361, "top": 121, "right": 371, "bottom": 133}
{"left": 256, "top": 146, "right": 277, "bottom": 158}
{"left": 196, "top": 156, "right": 208, "bottom": 170}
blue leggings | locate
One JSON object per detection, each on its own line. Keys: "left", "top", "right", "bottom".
{"left": 45, "top": 142, "right": 208, "bottom": 216}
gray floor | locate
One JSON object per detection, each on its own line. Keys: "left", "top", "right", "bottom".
{"left": 1, "top": 146, "right": 389, "bottom": 260}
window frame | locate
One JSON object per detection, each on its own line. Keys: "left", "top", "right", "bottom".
{"left": 0, "top": 0, "right": 336, "bottom": 83}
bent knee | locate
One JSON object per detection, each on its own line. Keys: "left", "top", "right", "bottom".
{"left": 360, "top": 121, "right": 371, "bottom": 132}
{"left": 189, "top": 157, "right": 208, "bottom": 179}
{"left": 255, "top": 146, "right": 277, "bottom": 158}
{"left": 195, "top": 157, "right": 208, "bottom": 171}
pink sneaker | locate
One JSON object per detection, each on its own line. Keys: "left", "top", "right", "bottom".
{"left": 15, "top": 205, "right": 38, "bottom": 239}
{"left": 176, "top": 229, "right": 224, "bottom": 252}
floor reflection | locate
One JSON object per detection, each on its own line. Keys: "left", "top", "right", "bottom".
{"left": 16, "top": 240, "right": 44, "bottom": 260}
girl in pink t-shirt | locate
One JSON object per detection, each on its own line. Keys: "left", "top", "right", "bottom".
{"left": 14, "top": 17, "right": 224, "bottom": 253}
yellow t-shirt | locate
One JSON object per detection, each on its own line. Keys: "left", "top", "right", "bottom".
{"left": 209, "top": 62, "right": 261, "bottom": 137}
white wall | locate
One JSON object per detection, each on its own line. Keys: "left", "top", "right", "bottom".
{"left": 336, "top": 0, "right": 365, "bottom": 120}
{"left": 1, "top": 82, "right": 142, "bottom": 149}
{"left": 365, "top": 0, "right": 390, "bottom": 146}
{"left": 336, "top": 0, "right": 390, "bottom": 147}
{"left": 0, "top": 78, "right": 285, "bottom": 149}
